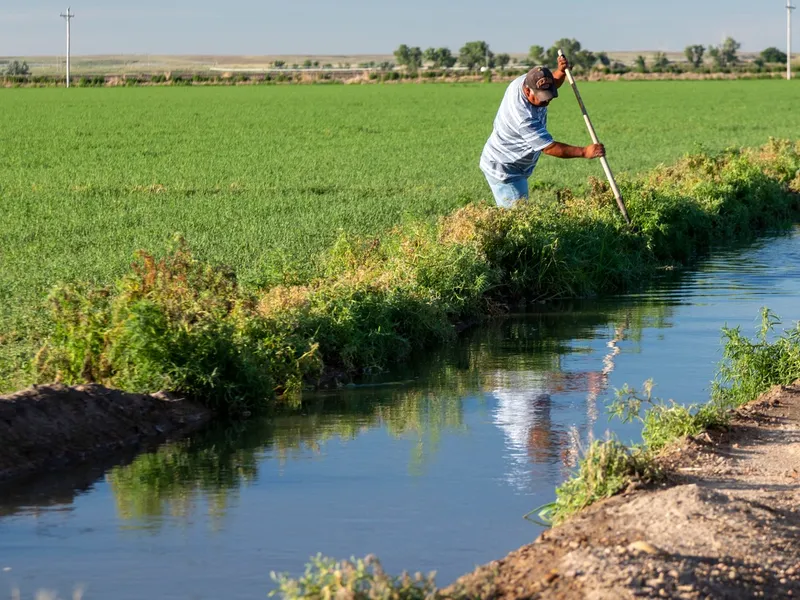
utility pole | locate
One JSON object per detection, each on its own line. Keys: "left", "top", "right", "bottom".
{"left": 789, "top": 1, "right": 796, "bottom": 80}
{"left": 60, "top": 7, "right": 75, "bottom": 88}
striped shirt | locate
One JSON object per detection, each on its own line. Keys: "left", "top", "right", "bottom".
{"left": 479, "top": 75, "right": 554, "bottom": 182}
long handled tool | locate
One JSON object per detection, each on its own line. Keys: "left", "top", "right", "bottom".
{"left": 558, "top": 49, "right": 631, "bottom": 225}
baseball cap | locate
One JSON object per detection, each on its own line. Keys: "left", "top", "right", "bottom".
{"left": 524, "top": 67, "right": 558, "bottom": 102}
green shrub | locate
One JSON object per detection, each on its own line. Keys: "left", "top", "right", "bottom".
{"left": 610, "top": 380, "right": 728, "bottom": 452}
{"left": 270, "top": 554, "right": 439, "bottom": 600}
{"left": 547, "top": 438, "right": 660, "bottom": 525}
{"left": 713, "top": 307, "right": 800, "bottom": 409}
{"left": 36, "top": 238, "right": 322, "bottom": 414}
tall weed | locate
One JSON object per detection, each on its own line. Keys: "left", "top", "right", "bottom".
{"left": 713, "top": 307, "right": 800, "bottom": 409}
{"left": 36, "top": 238, "right": 322, "bottom": 414}
{"left": 547, "top": 438, "right": 659, "bottom": 525}
{"left": 270, "top": 554, "right": 439, "bottom": 600}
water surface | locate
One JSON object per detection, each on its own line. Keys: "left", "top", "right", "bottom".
{"left": 2, "top": 228, "right": 800, "bottom": 599}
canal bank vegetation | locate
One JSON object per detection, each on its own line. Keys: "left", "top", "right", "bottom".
{"left": 546, "top": 307, "right": 800, "bottom": 525}
{"left": 30, "top": 140, "right": 800, "bottom": 414}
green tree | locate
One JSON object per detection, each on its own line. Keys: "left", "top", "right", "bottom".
{"left": 496, "top": 53, "right": 511, "bottom": 70}
{"left": 528, "top": 44, "right": 546, "bottom": 65}
{"left": 652, "top": 52, "right": 670, "bottom": 71}
{"left": 545, "top": 38, "right": 581, "bottom": 66}
{"left": 459, "top": 40, "right": 493, "bottom": 70}
{"left": 684, "top": 45, "right": 705, "bottom": 68}
{"left": 546, "top": 39, "right": 596, "bottom": 71}
{"left": 423, "top": 47, "right": 456, "bottom": 69}
{"left": 610, "top": 61, "right": 629, "bottom": 74}
{"left": 273, "top": 60, "right": 286, "bottom": 68}
{"left": 596, "top": 52, "right": 611, "bottom": 67}
{"left": 761, "top": 47, "right": 787, "bottom": 64}
{"left": 439, "top": 48, "right": 457, "bottom": 69}
{"left": 709, "top": 37, "right": 740, "bottom": 68}
{"left": 4, "top": 60, "right": 29, "bottom": 76}
{"left": 635, "top": 55, "right": 648, "bottom": 73}
{"left": 303, "top": 59, "right": 312, "bottom": 68}
{"left": 721, "top": 37, "right": 741, "bottom": 65}
{"left": 394, "top": 44, "right": 423, "bottom": 72}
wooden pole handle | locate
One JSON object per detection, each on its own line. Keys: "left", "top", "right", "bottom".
{"left": 558, "top": 50, "right": 631, "bottom": 225}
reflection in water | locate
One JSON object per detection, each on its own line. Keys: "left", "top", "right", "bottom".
{"left": 106, "top": 300, "right": 668, "bottom": 525}
{"left": 490, "top": 319, "right": 628, "bottom": 489}
{"left": 107, "top": 392, "right": 471, "bottom": 527}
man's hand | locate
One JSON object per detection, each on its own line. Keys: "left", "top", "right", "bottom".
{"left": 583, "top": 143, "right": 606, "bottom": 159}
{"left": 552, "top": 55, "right": 569, "bottom": 88}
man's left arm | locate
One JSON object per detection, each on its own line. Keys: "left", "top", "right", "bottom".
{"left": 552, "top": 55, "right": 569, "bottom": 89}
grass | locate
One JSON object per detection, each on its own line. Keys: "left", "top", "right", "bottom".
{"left": 544, "top": 307, "right": 800, "bottom": 525}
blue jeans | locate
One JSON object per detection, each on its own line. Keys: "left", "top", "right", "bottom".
{"left": 485, "top": 174, "right": 529, "bottom": 208}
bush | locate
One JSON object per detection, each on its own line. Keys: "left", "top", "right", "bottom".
{"left": 546, "top": 438, "right": 660, "bottom": 524}
{"left": 36, "top": 238, "right": 322, "bottom": 414}
{"left": 270, "top": 554, "right": 439, "bottom": 600}
{"left": 4, "top": 60, "right": 29, "bottom": 76}
{"left": 610, "top": 380, "right": 728, "bottom": 452}
{"left": 713, "top": 308, "right": 800, "bottom": 409}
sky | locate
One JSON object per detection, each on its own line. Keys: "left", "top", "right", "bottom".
{"left": 0, "top": 0, "right": 794, "bottom": 56}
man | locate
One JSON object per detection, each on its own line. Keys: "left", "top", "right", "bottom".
{"left": 480, "top": 55, "right": 606, "bottom": 208}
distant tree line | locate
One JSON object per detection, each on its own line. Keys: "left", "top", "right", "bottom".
{"left": 2, "top": 38, "right": 792, "bottom": 83}
{"left": 389, "top": 37, "right": 792, "bottom": 75}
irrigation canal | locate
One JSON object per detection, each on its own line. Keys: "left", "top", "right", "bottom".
{"left": 2, "top": 227, "right": 800, "bottom": 599}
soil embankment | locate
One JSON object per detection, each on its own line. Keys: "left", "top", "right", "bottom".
{"left": 448, "top": 383, "right": 800, "bottom": 599}
{"left": 0, "top": 383, "right": 210, "bottom": 482}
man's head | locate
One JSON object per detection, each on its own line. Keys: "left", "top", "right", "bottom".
{"left": 522, "top": 67, "right": 558, "bottom": 107}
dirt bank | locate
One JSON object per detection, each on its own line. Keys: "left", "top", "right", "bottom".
{"left": 448, "top": 382, "right": 800, "bottom": 599}
{"left": 0, "top": 383, "right": 210, "bottom": 483}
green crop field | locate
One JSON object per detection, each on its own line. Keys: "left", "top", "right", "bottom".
{"left": 1, "top": 80, "right": 799, "bottom": 390}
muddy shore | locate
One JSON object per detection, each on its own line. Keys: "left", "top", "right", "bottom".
{"left": 0, "top": 383, "right": 210, "bottom": 483}
{"left": 447, "top": 382, "right": 800, "bottom": 599}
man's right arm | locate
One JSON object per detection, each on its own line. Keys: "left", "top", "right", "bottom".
{"left": 542, "top": 142, "right": 605, "bottom": 159}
